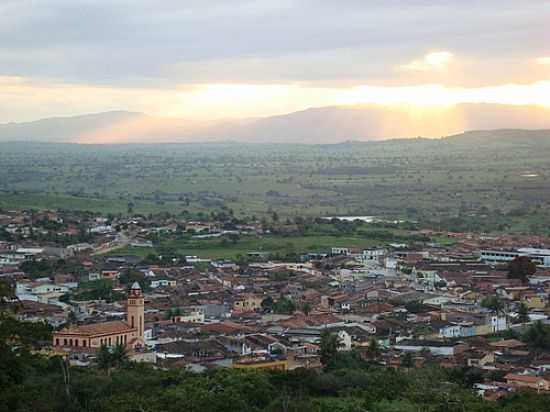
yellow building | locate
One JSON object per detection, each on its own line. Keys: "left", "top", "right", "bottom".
{"left": 232, "top": 294, "right": 263, "bottom": 313}
{"left": 53, "top": 282, "right": 145, "bottom": 351}
{"left": 233, "top": 357, "right": 288, "bottom": 370}
{"left": 521, "top": 294, "right": 547, "bottom": 310}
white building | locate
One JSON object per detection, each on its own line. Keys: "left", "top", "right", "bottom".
{"left": 150, "top": 279, "right": 177, "bottom": 288}
{"left": 480, "top": 248, "right": 550, "bottom": 267}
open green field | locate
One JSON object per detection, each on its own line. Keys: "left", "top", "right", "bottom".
{"left": 3, "top": 131, "right": 550, "bottom": 234}
{"left": 108, "top": 234, "right": 384, "bottom": 259}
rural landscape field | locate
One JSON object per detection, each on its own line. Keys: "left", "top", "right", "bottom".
{"left": 2, "top": 129, "right": 550, "bottom": 234}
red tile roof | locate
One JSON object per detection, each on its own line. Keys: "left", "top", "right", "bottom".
{"left": 56, "top": 320, "right": 134, "bottom": 336}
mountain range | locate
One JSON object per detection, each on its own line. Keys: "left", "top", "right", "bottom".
{"left": 1, "top": 103, "right": 550, "bottom": 144}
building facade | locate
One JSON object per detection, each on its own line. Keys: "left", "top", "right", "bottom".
{"left": 53, "top": 282, "right": 145, "bottom": 351}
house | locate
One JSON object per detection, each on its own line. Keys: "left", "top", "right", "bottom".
{"left": 232, "top": 295, "right": 263, "bottom": 313}
{"left": 504, "top": 373, "right": 550, "bottom": 391}
{"left": 489, "top": 339, "right": 527, "bottom": 351}
{"left": 394, "top": 339, "right": 468, "bottom": 356}
{"left": 17, "top": 300, "right": 67, "bottom": 327}
{"left": 172, "top": 310, "right": 205, "bottom": 323}
{"left": 233, "top": 356, "right": 288, "bottom": 370}
{"left": 156, "top": 339, "right": 228, "bottom": 362}
{"left": 466, "top": 350, "right": 495, "bottom": 367}
{"left": 101, "top": 270, "right": 120, "bottom": 280}
{"left": 31, "top": 283, "right": 69, "bottom": 295}
{"left": 520, "top": 293, "right": 547, "bottom": 310}
{"left": 150, "top": 279, "right": 177, "bottom": 288}
{"left": 185, "top": 221, "right": 218, "bottom": 233}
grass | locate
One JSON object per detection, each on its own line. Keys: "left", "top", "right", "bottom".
{"left": 109, "top": 234, "right": 385, "bottom": 259}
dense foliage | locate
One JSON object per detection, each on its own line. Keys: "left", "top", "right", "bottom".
{"left": 2, "top": 348, "right": 550, "bottom": 412}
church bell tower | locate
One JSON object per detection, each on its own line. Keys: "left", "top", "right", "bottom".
{"left": 127, "top": 281, "right": 144, "bottom": 341}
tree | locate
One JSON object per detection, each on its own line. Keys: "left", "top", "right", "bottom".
{"left": 319, "top": 331, "right": 341, "bottom": 366}
{"left": 523, "top": 321, "right": 550, "bottom": 352}
{"left": 96, "top": 343, "right": 128, "bottom": 375}
{"left": 517, "top": 302, "right": 530, "bottom": 324}
{"left": 111, "top": 343, "right": 129, "bottom": 368}
{"left": 302, "top": 302, "right": 312, "bottom": 317}
{"left": 272, "top": 297, "right": 296, "bottom": 315}
{"left": 96, "top": 344, "right": 113, "bottom": 374}
{"left": 366, "top": 337, "right": 380, "bottom": 359}
{"left": 227, "top": 233, "right": 240, "bottom": 244}
{"left": 75, "top": 279, "right": 125, "bottom": 302}
{"left": 480, "top": 295, "right": 504, "bottom": 314}
{"left": 404, "top": 300, "right": 429, "bottom": 314}
{"left": 508, "top": 256, "right": 536, "bottom": 283}
{"left": 261, "top": 296, "right": 274, "bottom": 312}
{"left": 401, "top": 352, "right": 414, "bottom": 370}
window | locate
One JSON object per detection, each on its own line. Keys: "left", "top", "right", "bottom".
{"left": 63, "top": 339, "right": 67, "bottom": 346}
{"left": 83, "top": 340, "right": 87, "bottom": 347}
{"left": 69, "top": 339, "right": 73, "bottom": 346}
{"left": 56, "top": 338, "right": 59, "bottom": 346}
{"left": 108, "top": 337, "right": 112, "bottom": 346}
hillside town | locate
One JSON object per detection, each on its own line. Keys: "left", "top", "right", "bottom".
{"left": 2, "top": 208, "right": 550, "bottom": 400}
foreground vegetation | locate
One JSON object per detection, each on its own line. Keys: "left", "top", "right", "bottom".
{"left": 3, "top": 346, "right": 550, "bottom": 412}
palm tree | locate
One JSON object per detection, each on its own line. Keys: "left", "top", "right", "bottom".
{"left": 517, "top": 302, "right": 530, "bottom": 324}
{"left": 111, "top": 343, "right": 129, "bottom": 368}
{"left": 96, "top": 344, "right": 113, "bottom": 375}
{"left": 366, "top": 337, "right": 380, "bottom": 359}
{"left": 319, "top": 331, "right": 342, "bottom": 366}
{"left": 302, "top": 302, "right": 312, "bottom": 317}
{"left": 96, "top": 343, "right": 128, "bottom": 375}
{"left": 523, "top": 321, "right": 550, "bottom": 353}
{"left": 401, "top": 352, "right": 414, "bottom": 371}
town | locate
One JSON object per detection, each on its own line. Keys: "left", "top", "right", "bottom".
{"left": 2, "top": 207, "right": 550, "bottom": 402}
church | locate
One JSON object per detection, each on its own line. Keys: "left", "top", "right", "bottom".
{"left": 53, "top": 282, "right": 145, "bottom": 350}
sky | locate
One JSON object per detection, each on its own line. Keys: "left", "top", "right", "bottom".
{"left": 1, "top": 0, "right": 550, "bottom": 123}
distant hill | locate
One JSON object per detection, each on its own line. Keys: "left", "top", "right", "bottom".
{"left": 1, "top": 103, "right": 550, "bottom": 144}
{"left": 445, "top": 128, "right": 550, "bottom": 143}
{"left": 0, "top": 111, "right": 143, "bottom": 143}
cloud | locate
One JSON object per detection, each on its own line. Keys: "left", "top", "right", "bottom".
{"left": 0, "top": 1, "right": 550, "bottom": 121}
{"left": 536, "top": 57, "right": 550, "bottom": 65}
{"left": 401, "top": 51, "right": 454, "bottom": 71}
{"left": 1, "top": 1, "right": 549, "bottom": 87}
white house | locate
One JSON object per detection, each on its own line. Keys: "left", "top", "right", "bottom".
{"left": 150, "top": 279, "right": 177, "bottom": 288}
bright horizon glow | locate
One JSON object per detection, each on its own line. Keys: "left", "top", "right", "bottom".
{"left": 335, "top": 81, "right": 550, "bottom": 108}
{"left": 2, "top": 77, "right": 550, "bottom": 124}
{"left": 165, "top": 80, "right": 550, "bottom": 120}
